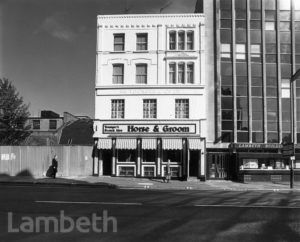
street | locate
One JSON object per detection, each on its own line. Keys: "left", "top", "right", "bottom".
{"left": 0, "top": 184, "right": 300, "bottom": 242}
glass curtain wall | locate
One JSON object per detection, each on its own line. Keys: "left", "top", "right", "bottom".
{"left": 219, "top": 0, "right": 300, "bottom": 144}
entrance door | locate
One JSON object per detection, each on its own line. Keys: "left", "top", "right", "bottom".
{"left": 207, "top": 153, "right": 232, "bottom": 179}
{"left": 189, "top": 151, "right": 199, "bottom": 177}
{"left": 102, "top": 150, "right": 112, "bottom": 175}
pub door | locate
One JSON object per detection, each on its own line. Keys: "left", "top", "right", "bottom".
{"left": 207, "top": 153, "right": 232, "bottom": 180}
{"left": 102, "top": 150, "right": 112, "bottom": 176}
{"left": 189, "top": 151, "right": 199, "bottom": 177}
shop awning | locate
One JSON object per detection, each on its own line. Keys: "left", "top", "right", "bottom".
{"left": 162, "top": 139, "right": 182, "bottom": 150}
{"left": 97, "top": 139, "right": 112, "bottom": 150}
{"left": 142, "top": 139, "right": 157, "bottom": 150}
{"left": 189, "top": 139, "right": 201, "bottom": 150}
{"left": 116, "top": 139, "right": 137, "bottom": 150}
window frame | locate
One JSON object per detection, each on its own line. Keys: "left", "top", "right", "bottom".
{"left": 143, "top": 99, "right": 157, "bottom": 119}
{"left": 136, "top": 33, "right": 148, "bottom": 51}
{"left": 111, "top": 99, "right": 125, "bottom": 119}
{"left": 112, "top": 64, "right": 124, "bottom": 84}
{"left": 113, "top": 33, "right": 125, "bottom": 51}
{"left": 175, "top": 99, "right": 189, "bottom": 119}
{"left": 136, "top": 64, "right": 148, "bottom": 84}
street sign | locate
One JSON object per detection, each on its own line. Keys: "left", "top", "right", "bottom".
{"left": 282, "top": 143, "right": 294, "bottom": 157}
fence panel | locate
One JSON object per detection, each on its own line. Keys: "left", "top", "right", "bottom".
{"left": 0, "top": 146, "right": 94, "bottom": 177}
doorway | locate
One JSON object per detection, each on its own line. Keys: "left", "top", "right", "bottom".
{"left": 102, "top": 150, "right": 112, "bottom": 175}
{"left": 189, "top": 150, "right": 199, "bottom": 177}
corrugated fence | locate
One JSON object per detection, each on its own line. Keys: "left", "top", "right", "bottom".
{"left": 0, "top": 146, "right": 94, "bottom": 177}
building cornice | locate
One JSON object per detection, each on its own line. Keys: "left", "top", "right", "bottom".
{"left": 97, "top": 14, "right": 204, "bottom": 19}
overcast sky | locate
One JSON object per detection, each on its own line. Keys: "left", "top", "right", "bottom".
{"left": 0, "top": 0, "right": 197, "bottom": 118}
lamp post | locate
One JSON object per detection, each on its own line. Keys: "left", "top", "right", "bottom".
{"left": 289, "top": 69, "right": 300, "bottom": 188}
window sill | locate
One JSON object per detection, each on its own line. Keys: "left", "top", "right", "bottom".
{"left": 133, "top": 51, "right": 149, "bottom": 53}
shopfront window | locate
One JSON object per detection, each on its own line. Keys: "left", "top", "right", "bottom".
{"left": 240, "top": 158, "right": 289, "bottom": 170}
{"left": 142, "top": 150, "right": 156, "bottom": 162}
{"left": 117, "top": 150, "right": 136, "bottom": 162}
{"left": 163, "top": 150, "right": 182, "bottom": 163}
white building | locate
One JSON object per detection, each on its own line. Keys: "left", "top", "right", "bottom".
{"left": 94, "top": 14, "right": 207, "bottom": 180}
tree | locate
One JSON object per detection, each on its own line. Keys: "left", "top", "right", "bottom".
{"left": 0, "top": 78, "right": 31, "bottom": 145}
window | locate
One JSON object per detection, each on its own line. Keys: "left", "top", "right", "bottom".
{"left": 136, "top": 64, "right": 147, "bottom": 84}
{"left": 169, "top": 63, "right": 176, "bottom": 84}
{"left": 113, "top": 34, "right": 124, "bottom": 51}
{"left": 169, "top": 30, "right": 194, "bottom": 50}
{"left": 169, "top": 62, "right": 195, "bottom": 84}
{"left": 221, "top": 43, "right": 231, "bottom": 60}
{"left": 143, "top": 166, "right": 155, "bottom": 177}
{"left": 112, "top": 64, "right": 124, "bottom": 84}
{"left": 175, "top": 99, "right": 189, "bottom": 118}
{"left": 281, "top": 79, "right": 290, "bottom": 98}
{"left": 111, "top": 100, "right": 124, "bottom": 119}
{"left": 169, "top": 31, "right": 176, "bottom": 50}
{"left": 136, "top": 33, "right": 148, "bottom": 51}
{"left": 178, "top": 31, "right": 185, "bottom": 50}
{"left": 49, "top": 120, "right": 57, "bottom": 130}
{"left": 118, "top": 150, "right": 136, "bottom": 162}
{"left": 32, "top": 120, "right": 40, "bottom": 130}
{"left": 251, "top": 44, "right": 261, "bottom": 61}
{"left": 143, "top": 150, "right": 156, "bottom": 162}
{"left": 143, "top": 99, "right": 157, "bottom": 119}
{"left": 178, "top": 63, "right": 185, "bottom": 83}
{"left": 236, "top": 44, "right": 246, "bottom": 60}
{"left": 265, "top": 22, "right": 275, "bottom": 30}
{"left": 187, "top": 63, "right": 194, "bottom": 84}
{"left": 187, "top": 31, "right": 194, "bottom": 50}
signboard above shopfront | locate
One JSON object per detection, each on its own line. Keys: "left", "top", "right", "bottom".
{"left": 103, "top": 124, "right": 196, "bottom": 135}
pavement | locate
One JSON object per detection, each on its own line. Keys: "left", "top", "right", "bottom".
{"left": 0, "top": 174, "right": 300, "bottom": 191}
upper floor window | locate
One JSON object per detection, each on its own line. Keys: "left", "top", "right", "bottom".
{"left": 169, "top": 63, "right": 176, "bottom": 84}
{"left": 32, "top": 120, "right": 40, "bottom": 130}
{"left": 143, "top": 99, "right": 157, "bottom": 119}
{"left": 187, "top": 63, "right": 194, "bottom": 84}
{"left": 187, "top": 31, "right": 194, "bottom": 50}
{"left": 169, "top": 30, "right": 194, "bottom": 50}
{"left": 175, "top": 99, "right": 189, "bottom": 119}
{"left": 111, "top": 99, "right": 124, "bottom": 119}
{"left": 114, "top": 34, "right": 125, "bottom": 51}
{"left": 178, "top": 31, "right": 185, "bottom": 50}
{"left": 169, "top": 62, "right": 194, "bottom": 84}
{"left": 136, "top": 64, "right": 147, "bottom": 84}
{"left": 112, "top": 64, "right": 124, "bottom": 84}
{"left": 169, "top": 31, "right": 176, "bottom": 50}
{"left": 178, "top": 63, "right": 185, "bottom": 83}
{"left": 136, "top": 33, "right": 148, "bottom": 51}
{"left": 49, "top": 120, "right": 57, "bottom": 130}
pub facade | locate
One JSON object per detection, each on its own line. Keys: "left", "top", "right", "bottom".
{"left": 93, "top": 14, "right": 207, "bottom": 180}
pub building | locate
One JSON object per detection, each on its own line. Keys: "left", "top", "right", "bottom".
{"left": 93, "top": 14, "right": 207, "bottom": 180}
{"left": 197, "top": 0, "right": 300, "bottom": 181}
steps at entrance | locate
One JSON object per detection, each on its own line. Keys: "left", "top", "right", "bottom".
{"left": 187, "top": 177, "right": 199, "bottom": 182}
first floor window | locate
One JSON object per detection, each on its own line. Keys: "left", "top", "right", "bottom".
{"left": 136, "top": 64, "right": 147, "bottom": 84}
{"left": 32, "top": 120, "right": 40, "bottom": 130}
{"left": 175, "top": 99, "right": 189, "bottom": 118}
{"left": 143, "top": 99, "right": 157, "bottom": 118}
{"left": 111, "top": 99, "right": 124, "bottom": 119}
{"left": 112, "top": 64, "right": 124, "bottom": 84}
{"left": 49, "top": 120, "right": 57, "bottom": 130}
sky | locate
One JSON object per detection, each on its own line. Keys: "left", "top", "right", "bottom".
{"left": 0, "top": 0, "right": 197, "bottom": 118}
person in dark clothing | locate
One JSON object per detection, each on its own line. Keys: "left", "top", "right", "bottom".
{"left": 51, "top": 155, "right": 58, "bottom": 178}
